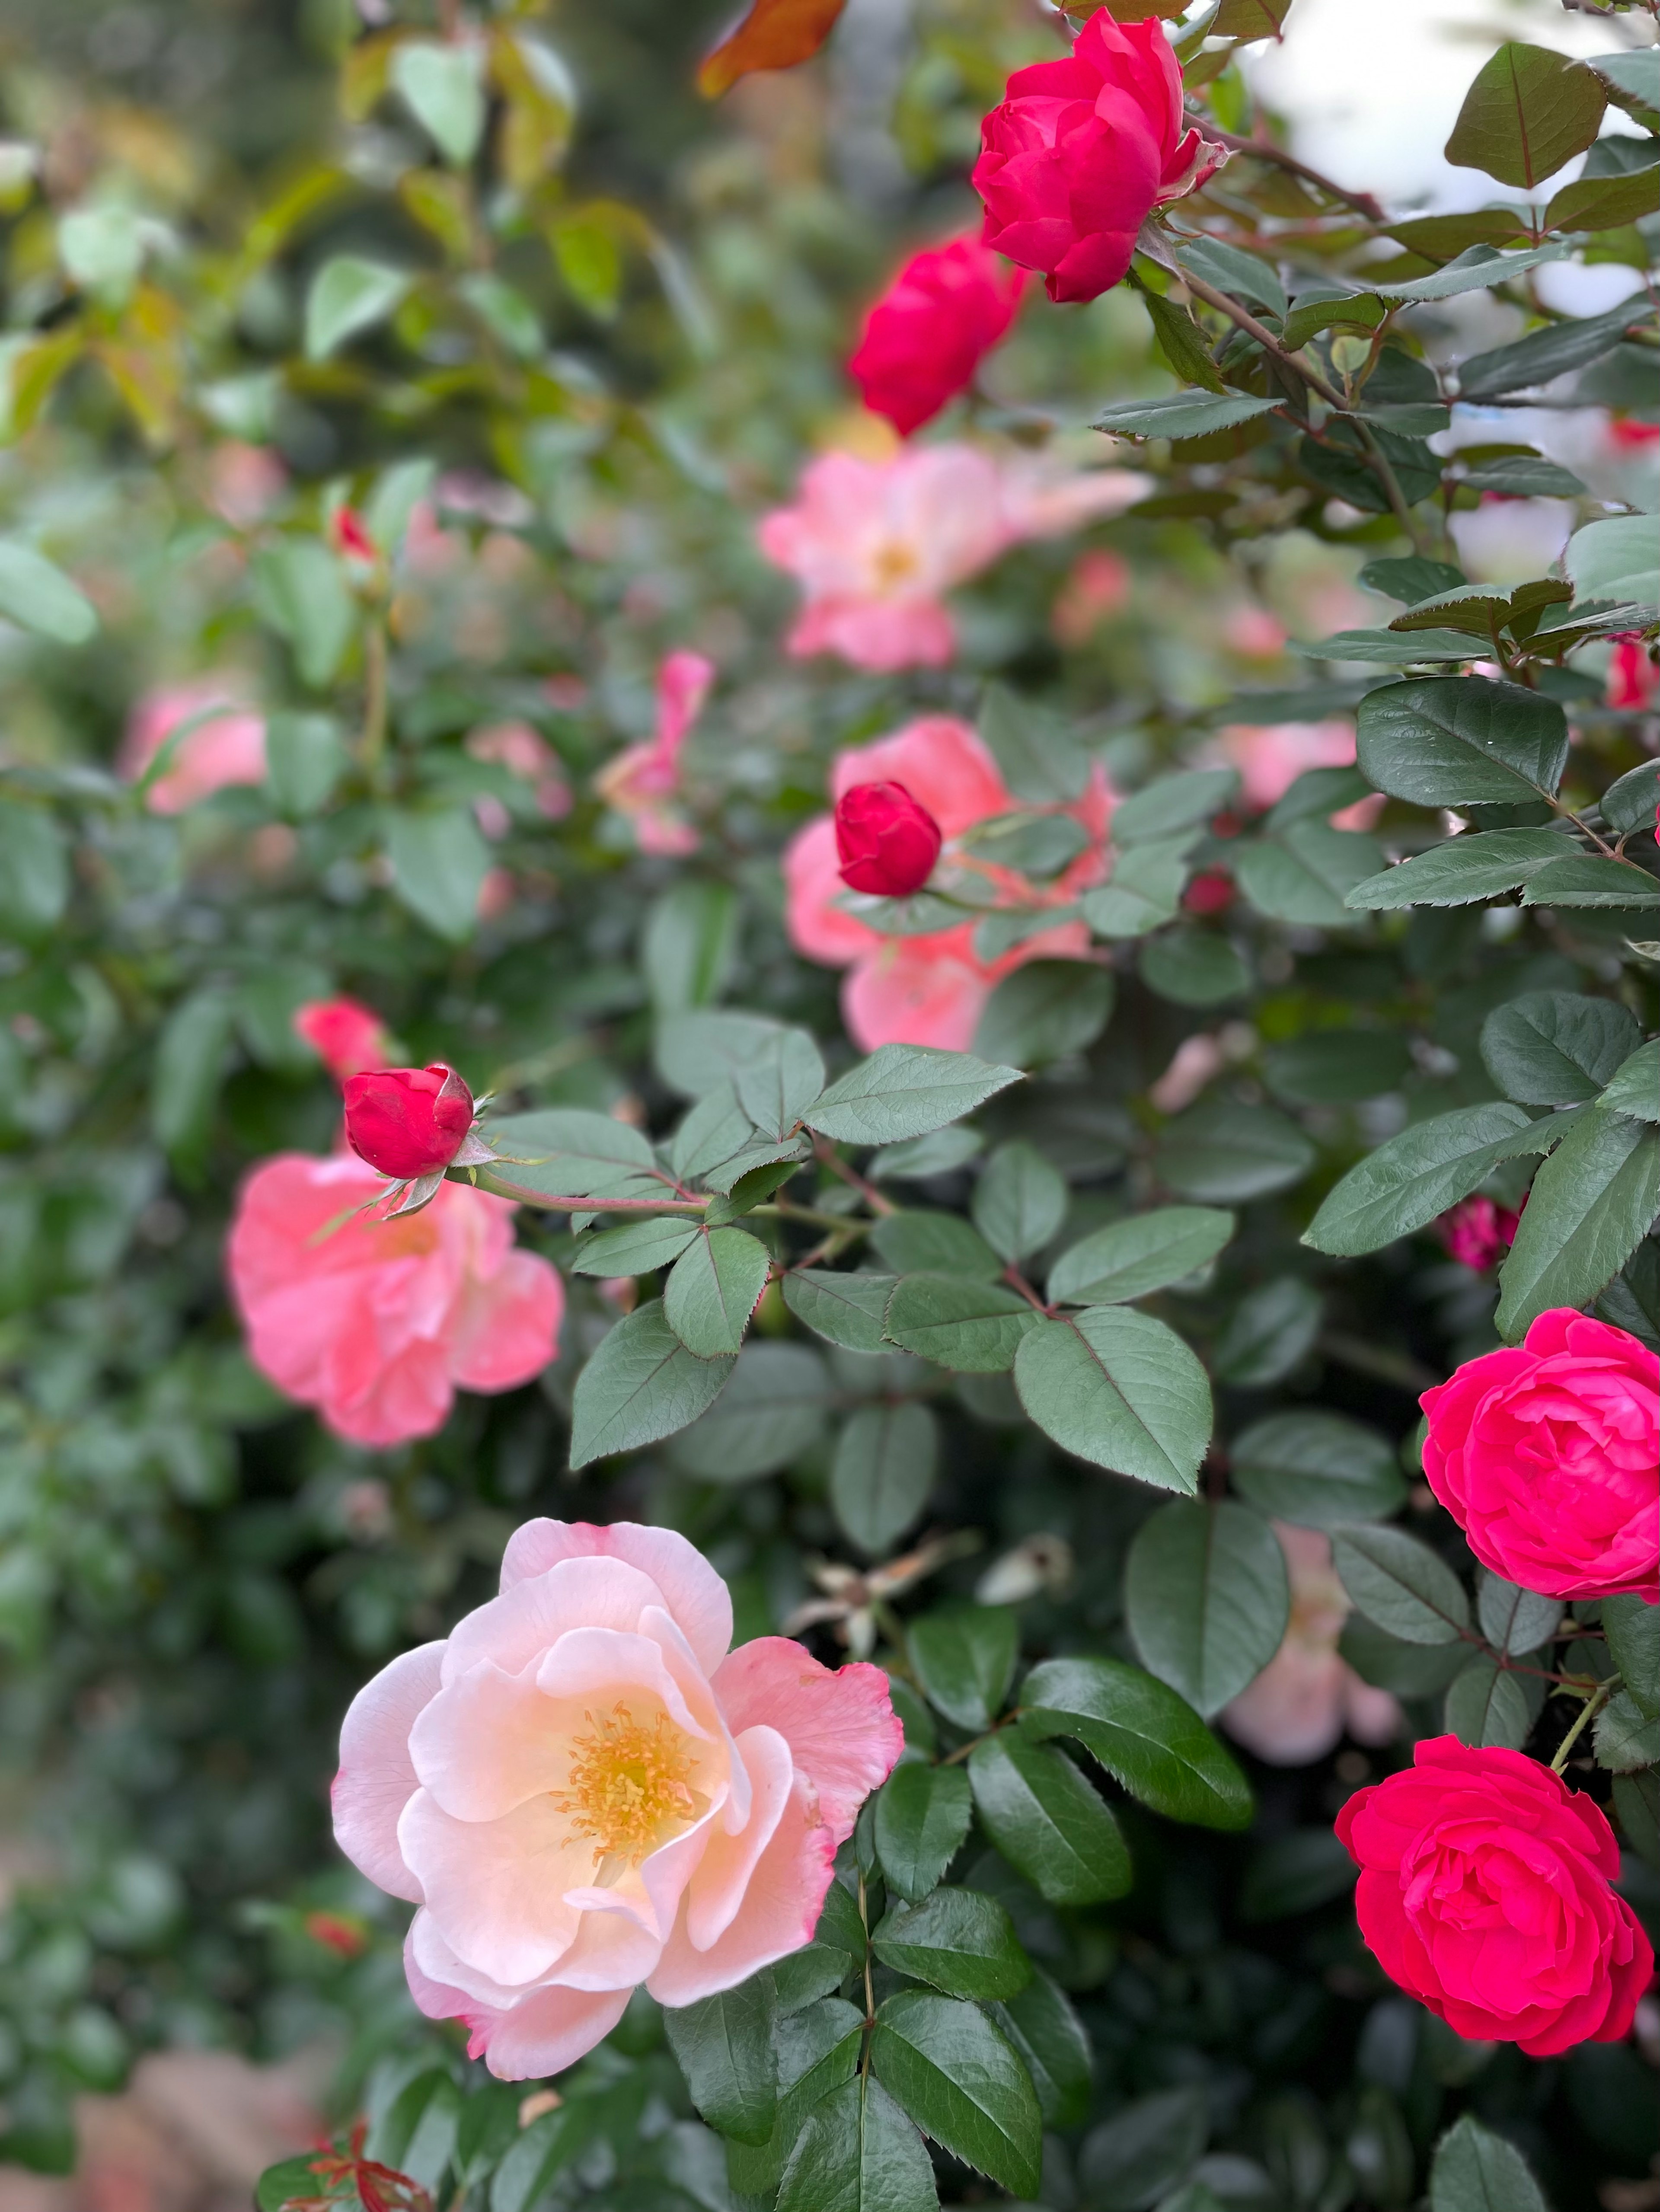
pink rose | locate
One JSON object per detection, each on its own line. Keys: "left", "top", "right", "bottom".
{"left": 783, "top": 715, "right": 1112, "bottom": 1050}
{"left": 227, "top": 1155, "right": 562, "bottom": 1449}
{"left": 1420, "top": 1310, "right": 1658, "bottom": 1604}
{"left": 848, "top": 234, "right": 1028, "bottom": 435}
{"left": 293, "top": 997, "right": 393, "bottom": 1083}
{"left": 972, "top": 10, "right": 1222, "bottom": 305}
{"left": 121, "top": 680, "right": 268, "bottom": 815}
{"left": 1222, "top": 1524, "right": 1398, "bottom": 1767}
{"left": 1336, "top": 1736, "right": 1652, "bottom": 2057}
{"left": 1435, "top": 1194, "right": 1520, "bottom": 1273}
{"left": 1216, "top": 718, "right": 1358, "bottom": 812}
{"left": 332, "top": 1518, "right": 902, "bottom": 2078}
{"left": 594, "top": 651, "right": 714, "bottom": 856}
{"left": 1608, "top": 635, "right": 1659, "bottom": 712}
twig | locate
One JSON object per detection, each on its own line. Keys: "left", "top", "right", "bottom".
{"left": 813, "top": 1138, "right": 896, "bottom": 1216}
{"left": 1200, "top": 123, "right": 1386, "bottom": 224}
{"left": 1551, "top": 1676, "right": 1617, "bottom": 1773}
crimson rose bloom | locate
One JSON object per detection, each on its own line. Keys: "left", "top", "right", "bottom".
{"left": 834, "top": 782, "right": 943, "bottom": 897}
{"left": 344, "top": 1064, "right": 475, "bottom": 1181}
{"left": 1337, "top": 1737, "right": 1651, "bottom": 2056}
{"left": 1421, "top": 1309, "right": 1658, "bottom": 1603}
{"left": 973, "top": 10, "right": 1222, "bottom": 304}
{"left": 848, "top": 235, "right": 1028, "bottom": 435}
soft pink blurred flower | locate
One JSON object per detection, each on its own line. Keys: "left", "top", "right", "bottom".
{"left": 227, "top": 1154, "right": 563, "bottom": 1450}
{"left": 294, "top": 997, "right": 393, "bottom": 1082}
{"left": 757, "top": 444, "right": 1147, "bottom": 672}
{"left": 1608, "top": 636, "right": 1659, "bottom": 712}
{"left": 1223, "top": 606, "right": 1288, "bottom": 660}
{"left": 784, "top": 715, "right": 1112, "bottom": 1050}
{"left": 1216, "top": 718, "right": 1357, "bottom": 812}
{"left": 332, "top": 1517, "right": 902, "bottom": 2078}
{"left": 1051, "top": 549, "right": 1131, "bottom": 645}
{"left": 121, "top": 680, "right": 268, "bottom": 814}
{"left": 468, "top": 721, "right": 572, "bottom": 839}
{"left": 1222, "top": 1523, "right": 1399, "bottom": 1766}
{"left": 594, "top": 652, "right": 715, "bottom": 856}
{"left": 1149, "top": 1032, "right": 1226, "bottom": 1114}
{"left": 209, "top": 442, "right": 287, "bottom": 528}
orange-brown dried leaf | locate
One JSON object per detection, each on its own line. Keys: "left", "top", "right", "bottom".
{"left": 697, "top": 0, "right": 848, "bottom": 99}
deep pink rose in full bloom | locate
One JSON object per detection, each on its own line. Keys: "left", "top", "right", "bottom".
{"left": 849, "top": 234, "right": 1028, "bottom": 434}
{"left": 784, "top": 715, "right": 1113, "bottom": 1050}
{"left": 1435, "top": 1194, "right": 1520, "bottom": 1273}
{"left": 332, "top": 1517, "right": 902, "bottom": 2078}
{"left": 1336, "top": 1736, "right": 1653, "bottom": 2056}
{"left": 121, "top": 680, "right": 268, "bottom": 814}
{"left": 294, "top": 997, "right": 393, "bottom": 1082}
{"left": 1420, "top": 1309, "right": 1658, "bottom": 1604}
{"left": 1608, "top": 635, "right": 1659, "bottom": 712}
{"left": 227, "top": 1155, "right": 563, "bottom": 1448}
{"left": 757, "top": 443, "right": 1147, "bottom": 673}
{"left": 344, "top": 1065, "right": 475, "bottom": 1182}
{"left": 834, "top": 782, "right": 943, "bottom": 897}
{"left": 594, "top": 651, "right": 715, "bottom": 855}
{"left": 973, "top": 10, "right": 1223, "bottom": 304}
{"left": 1222, "top": 1524, "right": 1398, "bottom": 1767}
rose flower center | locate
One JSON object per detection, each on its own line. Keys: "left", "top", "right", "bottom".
{"left": 872, "top": 539, "right": 921, "bottom": 590}
{"left": 549, "top": 1703, "right": 707, "bottom": 1873}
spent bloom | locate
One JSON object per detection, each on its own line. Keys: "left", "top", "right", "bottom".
{"left": 1222, "top": 1524, "right": 1399, "bottom": 1767}
{"left": 294, "top": 997, "right": 394, "bottom": 1083}
{"left": 594, "top": 651, "right": 715, "bottom": 856}
{"left": 344, "top": 1065, "right": 476, "bottom": 1183}
{"left": 121, "top": 680, "right": 268, "bottom": 815}
{"left": 834, "top": 782, "right": 943, "bottom": 897}
{"left": 973, "top": 9, "right": 1223, "bottom": 304}
{"left": 849, "top": 233, "right": 1028, "bottom": 434}
{"left": 332, "top": 1518, "right": 902, "bottom": 2077}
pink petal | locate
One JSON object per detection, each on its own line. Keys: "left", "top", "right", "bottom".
{"left": 685, "top": 1724, "right": 793, "bottom": 1952}
{"left": 843, "top": 944, "right": 992, "bottom": 1053}
{"left": 532, "top": 1624, "right": 721, "bottom": 1746}
{"left": 441, "top": 1556, "right": 670, "bottom": 1685}
{"left": 712, "top": 1641, "right": 902, "bottom": 1844}
{"left": 475, "top": 1984, "right": 632, "bottom": 2082}
{"left": 647, "top": 1774, "right": 836, "bottom": 2008}
{"left": 332, "top": 1641, "right": 445, "bottom": 1903}
{"left": 408, "top": 1658, "right": 567, "bottom": 1822}
{"left": 500, "top": 1520, "right": 735, "bottom": 1676}
{"left": 657, "top": 651, "right": 716, "bottom": 753}
{"left": 829, "top": 716, "right": 1009, "bottom": 839}
{"left": 449, "top": 1248, "right": 565, "bottom": 1392}
{"left": 783, "top": 816, "right": 882, "bottom": 968}
{"left": 398, "top": 1787, "right": 584, "bottom": 1986}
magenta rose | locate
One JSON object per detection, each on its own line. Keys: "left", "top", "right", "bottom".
{"left": 1336, "top": 1736, "right": 1652, "bottom": 2057}
{"left": 1420, "top": 1309, "right": 1658, "bottom": 1603}
{"left": 848, "top": 233, "right": 1027, "bottom": 434}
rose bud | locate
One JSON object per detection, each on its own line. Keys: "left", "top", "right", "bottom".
{"left": 834, "top": 781, "right": 943, "bottom": 897}
{"left": 342, "top": 1064, "right": 475, "bottom": 1182}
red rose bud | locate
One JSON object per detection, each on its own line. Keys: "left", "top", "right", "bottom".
{"left": 849, "top": 234, "right": 1027, "bottom": 436}
{"left": 303, "top": 1909, "right": 370, "bottom": 1959}
{"left": 343, "top": 1064, "right": 474, "bottom": 1181}
{"left": 333, "top": 506, "right": 378, "bottom": 562}
{"left": 835, "top": 781, "right": 943, "bottom": 897}
{"left": 1182, "top": 870, "right": 1235, "bottom": 916}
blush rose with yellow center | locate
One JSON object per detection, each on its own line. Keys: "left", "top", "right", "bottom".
{"left": 332, "top": 1519, "right": 902, "bottom": 2078}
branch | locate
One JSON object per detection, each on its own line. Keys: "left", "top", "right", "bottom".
{"left": 1199, "top": 121, "right": 1386, "bottom": 224}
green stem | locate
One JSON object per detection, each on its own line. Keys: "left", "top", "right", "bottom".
{"left": 1551, "top": 1675, "right": 1618, "bottom": 1774}
{"left": 361, "top": 618, "right": 389, "bottom": 784}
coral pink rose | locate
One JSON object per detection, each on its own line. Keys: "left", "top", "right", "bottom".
{"left": 294, "top": 997, "right": 393, "bottom": 1082}
{"left": 973, "top": 10, "right": 1222, "bottom": 305}
{"left": 594, "top": 651, "right": 714, "bottom": 856}
{"left": 784, "top": 715, "right": 1112, "bottom": 1050}
{"left": 227, "top": 1155, "right": 562, "bottom": 1449}
{"left": 1336, "top": 1736, "right": 1652, "bottom": 2056}
{"left": 1222, "top": 1524, "right": 1398, "bottom": 1767}
{"left": 121, "top": 680, "right": 268, "bottom": 814}
{"left": 849, "top": 233, "right": 1028, "bottom": 435}
{"left": 332, "top": 1518, "right": 902, "bottom": 2078}
{"left": 1420, "top": 1310, "right": 1658, "bottom": 1604}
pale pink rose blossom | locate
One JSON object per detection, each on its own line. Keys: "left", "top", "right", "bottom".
{"left": 1222, "top": 1523, "right": 1400, "bottom": 1766}
{"left": 594, "top": 651, "right": 715, "bottom": 857}
{"left": 758, "top": 444, "right": 1147, "bottom": 673}
{"left": 121, "top": 681, "right": 268, "bottom": 815}
{"left": 227, "top": 1153, "right": 563, "bottom": 1450}
{"left": 1216, "top": 719, "right": 1357, "bottom": 812}
{"left": 466, "top": 721, "right": 573, "bottom": 832}
{"left": 332, "top": 1518, "right": 903, "bottom": 2078}
{"left": 784, "top": 715, "right": 1113, "bottom": 1051}
{"left": 208, "top": 441, "right": 287, "bottom": 528}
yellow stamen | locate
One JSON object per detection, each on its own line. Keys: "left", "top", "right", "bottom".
{"left": 548, "top": 1703, "right": 702, "bottom": 1869}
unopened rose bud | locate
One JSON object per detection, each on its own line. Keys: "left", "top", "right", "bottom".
{"left": 343, "top": 1064, "right": 474, "bottom": 1181}
{"left": 1183, "top": 870, "right": 1235, "bottom": 916}
{"left": 834, "top": 780, "right": 942, "bottom": 897}
{"left": 333, "top": 506, "right": 377, "bottom": 563}
{"left": 303, "top": 1909, "right": 370, "bottom": 1958}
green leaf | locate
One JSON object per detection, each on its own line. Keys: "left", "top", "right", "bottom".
{"left": 990, "top": 1974, "right": 1093, "bottom": 2129}
{"left": 1230, "top": 1411, "right": 1406, "bottom": 1528}
{"left": 304, "top": 254, "right": 412, "bottom": 359}
{"left": 668, "top": 1341, "right": 830, "bottom": 1480}
{"left": 664, "top": 1974, "right": 778, "bottom": 2145}
{"left": 910, "top": 1604, "right": 1018, "bottom": 1730}
{"left": 832, "top": 1401, "right": 938, "bottom": 1557}
{"left": 491, "top": 2104, "right": 587, "bottom": 2212}
{"left": 392, "top": 40, "right": 486, "bottom": 166}
{"left": 484, "top": 1108, "right": 663, "bottom": 1205}
{"left": 875, "top": 1762, "right": 973, "bottom": 1902}
{"left": 1114, "top": 768, "right": 1239, "bottom": 844}
{"left": 664, "top": 1227, "right": 771, "bottom": 1357}
{"left": 1047, "top": 1206, "right": 1234, "bottom": 1307}
{"left": 570, "top": 1217, "right": 701, "bottom": 1277}
{"left": 1445, "top": 42, "right": 1606, "bottom": 188}
{"left": 776, "top": 2077, "right": 939, "bottom": 2212}
{"left": 869, "top": 1128, "right": 985, "bottom": 1182}
{"left": 1173, "top": 234, "right": 1287, "bottom": 320}
{"left": 656, "top": 1010, "right": 788, "bottom": 1099}
{"left": 1340, "top": 1617, "right": 1472, "bottom": 1698}
{"left": 1480, "top": 991, "right": 1640, "bottom": 1105}
{"left": 152, "top": 988, "right": 235, "bottom": 1181}
{"left": 1156, "top": 1099, "right": 1315, "bottom": 1204}
{"left": 0, "top": 541, "right": 98, "bottom": 644}
{"left": 1302, "top": 1101, "right": 1539, "bottom": 1255}
{"left": 1549, "top": 163, "right": 1660, "bottom": 233}
{"left": 1294, "top": 627, "right": 1480, "bottom": 666}
{"left": 1476, "top": 1573, "right": 1561, "bottom": 1659}
{"left": 1603, "top": 761, "right": 1660, "bottom": 838}
{"left": 1614, "top": 1769, "right": 1660, "bottom": 1871}
{"left": 784, "top": 1270, "right": 899, "bottom": 1353}
{"left": 1522, "top": 854, "right": 1660, "bottom": 910}
{"left": 1235, "top": 823, "right": 1386, "bottom": 927}
{"left": 252, "top": 540, "right": 356, "bottom": 687}
{"left": 1239, "top": 1828, "right": 1358, "bottom": 1922}
{"left": 728, "top": 1998, "right": 865, "bottom": 2200}
{"left": 643, "top": 882, "right": 738, "bottom": 1015}
{"left": 977, "top": 684, "right": 1092, "bottom": 804}
{"left": 570, "top": 1302, "right": 734, "bottom": 1469}
{"left": 1360, "top": 555, "right": 1470, "bottom": 606}
{"left": 256, "top": 2156, "right": 324, "bottom": 2212}
{"left": 966, "top": 1734, "right": 1131, "bottom": 1905}
{"left": 1331, "top": 1525, "right": 1470, "bottom": 1644}
{"left": 0, "top": 802, "right": 69, "bottom": 940}
{"left": 385, "top": 807, "right": 491, "bottom": 944}
{"left": 1344, "top": 827, "right": 1573, "bottom": 910}
{"left": 869, "top": 1990, "right": 1042, "bottom": 2200}
{"left": 1604, "top": 1593, "right": 1659, "bottom": 1721}
{"left": 1589, "top": 47, "right": 1660, "bottom": 124}
{"left": 1263, "top": 1031, "right": 1413, "bottom": 1105}
{"left": 1139, "top": 929, "right": 1251, "bottom": 1007}
{"left": 1077, "top": 2087, "right": 1209, "bottom": 2212}
{"left": 1495, "top": 1110, "right": 1660, "bottom": 1339}
{"left": 1094, "top": 392, "right": 1280, "bottom": 439}
{"left": 735, "top": 1028, "right": 825, "bottom": 1140}
{"left": 973, "top": 1142, "right": 1068, "bottom": 1264}
{"left": 883, "top": 1275, "right": 1040, "bottom": 1374}
{"left": 1456, "top": 300, "right": 1656, "bottom": 404}
{"left": 1125, "top": 1499, "right": 1290, "bottom": 1718}
{"left": 1211, "top": 1276, "right": 1323, "bottom": 1387}
{"left": 1356, "top": 678, "right": 1568, "bottom": 807}
{"left": 1565, "top": 514, "right": 1660, "bottom": 614}
{"left": 871, "top": 1212, "right": 1000, "bottom": 1279}
{"left": 1430, "top": 2114, "right": 1549, "bottom": 2212}
{"left": 1082, "top": 838, "right": 1188, "bottom": 939}
{"left": 264, "top": 712, "right": 348, "bottom": 817}
{"left": 873, "top": 1887, "right": 1030, "bottom": 2001}
{"left": 1018, "top": 1655, "right": 1254, "bottom": 1830}
{"left": 1015, "top": 1307, "right": 1210, "bottom": 1493}
{"left": 805, "top": 1046, "right": 1022, "bottom": 1146}
{"left": 1138, "top": 281, "right": 1226, "bottom": 394}
{"left": 1443, "top": 1655, "right": 1532, "bottom": 1750}
{"left": 1597, "top": 1688, "right": 1660, "bottom": 1772}
{"left": 974, "top": 961, "right": 1114, "bottom": 1069}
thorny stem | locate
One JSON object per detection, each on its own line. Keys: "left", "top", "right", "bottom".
{"left": 1551, "top": 1675, "right": 1618, "bottom": 1773}
{"left": 938, "top": 1724, "right": 1005, "bottom": 1769}
{"left": 1201, "top": 123, "right": 1386, "bottom": 224}
{"left": 814, "top": 1140, "right": 896, "bottom": 1216}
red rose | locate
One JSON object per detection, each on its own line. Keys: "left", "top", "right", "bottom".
{"left": 1336, "top": 1737, "right": 1652, "bottom": 2056}
{"left": 1421, "top": 1309, "right": 1658, "bottom": 1603}
{"left": 343, "top": 1064, "right": 475, "bottom": 1181}
{"left": 972, "top": 10, "right": 1223, "bottom": 305}
{"left": 294, "top": 996, "right": 392, "bottom": 1082}
{"left": 834, "top": 781, "right": 943, "bottom": 897}
{"left": 848, "top": 234, "right": 1028, "bottom": 435}
{"left": 1434, "top": 1193, "right": 1520, "bottom": 1273}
